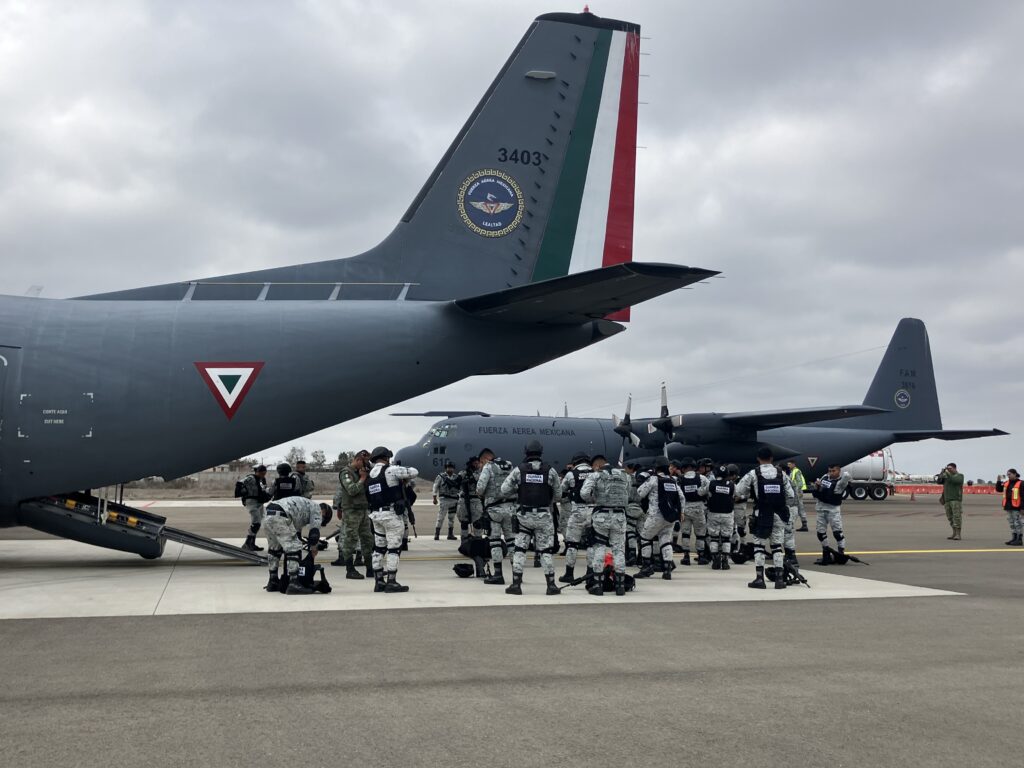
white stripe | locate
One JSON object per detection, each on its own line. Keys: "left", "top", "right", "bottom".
{"left": 204, "top": 367, "right": 254, "bottom": 409}
{"left": 567, "top": 30, "right": 626, "bottom": 274}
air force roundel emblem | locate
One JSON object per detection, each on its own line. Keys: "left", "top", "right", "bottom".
{"left": 894, "top": 389, "right": 912, "bottom": 409}
{"left": 457, "top": 169, "right": 524, "bottom": 237}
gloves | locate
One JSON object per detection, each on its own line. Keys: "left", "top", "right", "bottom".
{"left": 307, "top": 528, "right": 320, "bottom": 549}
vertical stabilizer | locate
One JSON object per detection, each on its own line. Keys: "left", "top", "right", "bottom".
{"left": 860, "top": 318, "right": 943, "bottom": 431}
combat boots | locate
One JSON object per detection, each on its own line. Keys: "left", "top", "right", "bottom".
{"left": 1008, "top": 533, "right": 1023, "bottom": 546}
{"left": 587, "top": 571, "right": 604, "bottom": 596}
{"left": 434, "top": 527, "right": 441, "bottom": 541}
{"left": 400, "top": 538, "right": 409, "bottom": 552}
{"left": 545, "top": 573, "right": 560, "bottom": 595}
{"left": 384, "top": 572, "right": 409, "bottom": 593}
{"left": 286, "top": 578, "right": 314, "bottom": 595}
{"left": 662, "top": 561, "right": 674, "bottom": 580}
{"left": 711, "top": 552, "right": 722, "bottom": 570}
{"left": 720, "top": 554, "right": 730, "bottom": 570}
{"left": 447, "top": 527, "right": 456, "bottom": 540}
{"left": 614, "top": 573, "right": 626, "bottom": 596}
{"left": 330, "top": 552, "right": 345, "bottom": 566}
{"left": 635, "top": 558, "right": 655, "bottom": 578}
{"left": 748, "top": 566, "right": 766, "bottom": 589}
{"left": 505, "top": 573, "right": 523, "bottom": 595}
{"left": 344, "top": 557, "right": 364, "bottom": 580}
{"left": 774, "top": 569, "right": 787, "bottom": 590}
{"left": 951, "top": 528, "right": 961, "bottom": 541}
{"left": 242, "top": 535, "right": 263, "bottom": 552}
{"left": 364, "top": 563, "right": 374, "bottom": 578}
{"left": 473, "top": 556, "right": 488, "bottom": 579}
{"left": 585, "top": 566, "right": 596, "bottom": 589}
{"left": 373, "top": 570, "right": 386, "bottom": 593}
{"left": 558, "top": 565, "right": 575, "bottom": 584}
{"left": 814, "top": 547, "right": 834, "bottom": 566}
{"left": 797, "top": 522, "right": 809, "bottom": 532}
{"left": 679, "top": 551, "right": 691, "bottom": 566}
{"left": 484, "top": 562, "right": 505, "bottom": 585}
{"left": 697, "top": 549, "right": 711, "bottom": 566}
{"left": 264, "top": 572, "right": 280, "bottom": 592}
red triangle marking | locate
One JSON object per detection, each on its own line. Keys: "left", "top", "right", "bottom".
{"left": 194, "top": 361, "right": 264, "bottom": 420}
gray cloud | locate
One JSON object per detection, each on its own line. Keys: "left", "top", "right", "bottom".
{"left": 1, "top": 0, "right": 1020, "bottom": 474}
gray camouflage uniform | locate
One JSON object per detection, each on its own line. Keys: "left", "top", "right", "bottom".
{"left": 264, "top": 496, "right": 322, "bottom": 580}
{"left": 734, "top": 465, "right": 795, "bottom": 571}
{"left": 814, "top": 471, "right": 851, "bottom": 550}
{"left": 637, "top": 472, "right": 679, "bottom": 566}
{"left": 561, "top": 463, "right": 595, "bottom": 572}
{"left": 501, "top": 462, "right": 562, "bottom": 577}
{"left": 677, "top": 471, "right": 710, "bottom": 557}
{"left": 239, "top": 473, "right": 268, "bottom": 536}
{"left": 581, "top": 467, "right": 631, "bottom": 575}
{"left": 456, "top": 467, "right": 485, "bottom": 535}
{"left": 368, "top": 462, "right": 419, "bottom": 577}
{"left": 477, "top": 458, "right": 516, "bottom": 564}
{"left": 432, "top": 470, "right": 461, "bottom": 532}
{"left": 625, "top": 470, "right": 646, "bottom": 562}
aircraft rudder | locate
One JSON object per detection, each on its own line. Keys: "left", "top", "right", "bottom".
{"left": 862, "top": 318, "right": 943, "bottom": 431}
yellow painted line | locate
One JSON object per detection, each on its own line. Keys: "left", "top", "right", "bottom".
{"left": 798, "top": 548, "right": 1024, "bottom": 556}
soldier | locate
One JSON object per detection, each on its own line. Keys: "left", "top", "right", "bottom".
{"left": 676, "top": 457, "right": 710, "bottom": 566}
{"left": 500, "top": 440, "right": 562, "bottom": 596}
{"left": 294, "top": 460, "right": 315, "bottom": 499}
{"left": 238, "top": 463, "right": 270, "bottom": 552}
{"left": 624, "top": 462, "right": 645, "bottom": 567}
{"left": 559, "top": 452, "right": 595, "bottom": 586}
{"left": 580, "top": 454, "right": 630, "bottom": 596}
{"left": 706, "top": 464, "right": 737, "bottom": 571}
{"left": 995, "top": 470, "right": 1023, "bottom": 546}
{"left": 779, "top": 464, "right": 801, "bottom": 578}
{"left": 735, "top": 447, "right": 795, "bottom": 589}
{"left": 457, "top": 457, "right": 484, "bottom": 539}
{"left": 432, "top": 460, "right": 461, "bottom": 540}
{"left": 937, "top": 462, "right": 965, "bottom": 540}
{"left": 263, "top": 495, "right": 332, "bottom": 595}
{"left": 810, "top": 463, "right": 851, "bottom": 564}
{"left": 476, "top": 448, "right": 516, "bottom": 585}
{"left": 331, "top": 449, "right": 374, "bottom": 580}
{"left": 366, "top": 446, "right": 419, "bottom": 593}
{"left": 271, "top": 462, "right": 301, "bottom": 501}
{"left": 787, "top": 460, "right": 809, "bottom": 531}
{"left": 635, "top": 456, "right": 682, "bottom": 580}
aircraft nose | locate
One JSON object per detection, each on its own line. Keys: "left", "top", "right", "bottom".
{"left": 394, "top": 445, "right": 418, "bottom": 468}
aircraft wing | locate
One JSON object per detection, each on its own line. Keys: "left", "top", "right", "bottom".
{"left": 892, "top": 429, "right": 1009, "bottom": 442}
{"left": 454, "top": 263, "right": 717, "bottom": 325}
{"left": 391, "top": 411, "right": 491, "bottom": 417}
{"left": 721, "top": 405, "right": 889, "bottom": 429}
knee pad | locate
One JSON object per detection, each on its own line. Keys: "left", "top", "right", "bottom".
{"left": 373, "top": 544, "right": 387, "bottom": 555}
{"left": 737, "top": 527, "right": 746, "bottom": 537}
{"left": 268, "top": 547, "right": 284, "bottom": 558}
{"left": 386, "top": 547, "right": 402, "bottom": 555}
{"left": 284, "top": 550, "right": 302, "bottom": 568}
{"left": 770, "top": 544, "right": 782, "bottom": 554}
{"left": 833, "top": 529, "right": 844, "bottom": 541}
{"left": 489, "top": 537, "right": 503, "bottom": 548}
{"left": 513, "top": 545, "right": 527, "bottom": 553}
{"left": 753, "top": 544, "right": 766, "bottom": 555}
{"left": 565, "top": 539, "right": 579, "bottom": 549}
{"left": 817, "top": 531, "right": 827, "bottom": 543}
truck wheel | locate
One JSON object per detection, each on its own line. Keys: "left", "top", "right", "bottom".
{"left": 850, "top": 485, "right": 868, "bottom": 501}
{"left": 869, "top": 485, "right": 888, "bottom": 501}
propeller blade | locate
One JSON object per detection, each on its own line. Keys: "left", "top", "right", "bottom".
{"left": 659, "top": 382, "right": 669, "bottom": 419}
{"left": 617, "top": 444, "right": 625, "bottom": 467}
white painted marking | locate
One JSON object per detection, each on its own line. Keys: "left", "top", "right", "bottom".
{"left": 0, "top": 539, "right": 960, "bottom": 621}
{"left": 202, "top": 367, "right": 256, "bottom": 410}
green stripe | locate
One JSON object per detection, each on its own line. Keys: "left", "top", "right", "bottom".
{"left": 531, "top": 28, "right": 611, "bottom": 282}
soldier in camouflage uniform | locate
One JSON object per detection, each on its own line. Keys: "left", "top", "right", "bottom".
{"left": 476, "top": 449, "right": 516, "bottom": 585}
{"left": 810, "top": 463, "right": 851, "bottom": 564}
{"left": 735, "top": 448, "right": 795, "bottom": 589}
{"left": 456, "top": 457, "right": 484, "bottom": 538}
{"left": 431, "top": 461, "right": 461, "bottom": 540}
{"left": 706, "top": 464, "right": 738, "bottom": 571}
{"left": 635, "top": 457, "right": 681, "bottom": 580}
{"left": 332, "top": 450, "right": 373, "bottom": 579}
{"left": 676, "top": 457, "right": 710, "bottom": 565}
{"left": 559, "top": 453, "right": 594, "bottom": 585}
{"left": 238, "top": 464, "right": 270, "bottom": 552}
{"left": 365, "top": 446, "right": 419, "bottom": 593}
{"left": 500, "top": 440, "right": 562, "bottom": 596}
{"left": 263, "top": 495, "right": 331, "bottom": 595}
{"left": 624, "top": 463, "right": 645, "bottom": 566}
{"left": 580, "top": 455, "right": 631, "bottom": 596}
{"left": 294, "top": 460, "right": 315, "bottom": 499}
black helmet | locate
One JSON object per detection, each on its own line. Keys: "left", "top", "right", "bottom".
{"left": 654, "top": 456, "right": 670, "bottom": 470}
{"left": 253, "top": 464, "right": 267, "bottom": 473}
{"left": 726, "top": 464, "right": 740, "bottom": 476}
{"left": 524, "top": 440, "right": 544, "bottom": 457}
{"left": 680, "top": 456, "right": 697, "bottom": 469}
{"left": 369, "top": 446, "right": 392, "bottom": 461}
{"left": 571, "top": 452, "right": 590, "bottom": 464}
{"left": 276, "top": 462, "right": 291, "bottom": 475}
{"left": 444, "top": 460, "right": 455, "bottom": 468}
{"left": 699, "top": 457, "right": 714, "bottom": 468}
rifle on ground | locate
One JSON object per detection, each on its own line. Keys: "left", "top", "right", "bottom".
{"left": 828, "top": 545, "right": 869, "bottom": 565}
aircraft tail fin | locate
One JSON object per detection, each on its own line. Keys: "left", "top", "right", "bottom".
{"left": 859, "top": 318, "right": 943, "bottom": 431}
{"left": 82, "top": 12, "right": 647, "bottom": 306}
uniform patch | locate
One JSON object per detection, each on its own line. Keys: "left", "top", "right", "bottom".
{"left": 764, "top": 484, "right": 782, "bottom": 494}
{"left": 525, "top": 473, "right": 544, "bottom": 483}
{"left": 194, "top": 362, "right": 264, "bottom": 420}
{"left": 457, "top": 169, "right": 524, "bottom": 237}
{"left": 894, "top": 389, "right": 911, "bottom": 409}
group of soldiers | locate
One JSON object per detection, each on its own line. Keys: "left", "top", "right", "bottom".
{"left": 236, "top": 440, "right": 856, "bottom": 596}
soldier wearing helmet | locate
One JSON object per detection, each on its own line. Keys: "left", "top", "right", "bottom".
{"left": 431, "top": 459, "right": 461, "bottom": 540}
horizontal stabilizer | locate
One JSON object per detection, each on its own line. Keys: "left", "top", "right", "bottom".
{"left": 391, "top": 411, "right": 491, "bottom": 418}
{"left": 722, "top": 405, "right": 889, "bottom": 429}
{"left": 892, "top": 429, "right": 1008, "bottom": 442}
{"left": 454, "top": 262, "right": 716, "bottom": 325}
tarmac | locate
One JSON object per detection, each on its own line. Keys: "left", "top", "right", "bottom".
{"left": 1, "top": 495, "right": 1022, "bottom": 767}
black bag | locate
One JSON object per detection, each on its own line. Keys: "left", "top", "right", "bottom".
{"left": 452, "top": 563, "right": 475, "bottom": 578}
{"left": 233, "top": 479, "right": 246, "bottom": 498}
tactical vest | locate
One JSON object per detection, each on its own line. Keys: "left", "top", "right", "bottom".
{"left": 755, "top": 469, "right": 788, "bottom": 515}
{"left": 656, "top": 475, "right": 682, "bottom": 522}
{"left": 365, "top": 465, "right": 402, "bottom": 511}
{"left": 707, "top": 479, "right": 735, "bottom": 515}
{"left": 596, "top": 469, "right": 631, "bottom": 508}
{"left": 680, "top": 473, "right": 703, "bottom": 504}
{"left": 439, "top": 474, "right": 461, "bottom": 498}
{"left": 518, "top": 462, "right": 553, "bottom": 507}
{"left": 461, "top": 471, "right": 478, "bottom": 499}
{"left": 636, "top": 472, "right": 651, "bottom": 511}
{"left": 484, "top": 461, "right": 512, "bottom": 505}
{"left": 1003, "top": 479, "right": 1022, "bottom": 510}
{"left": 569, "top": 467, "right": 593, "bottom": 504}
{"left": 273, "top": 475, "right": 299, "bottom": 500}
{"left": 817, "top": 475, "right": 844, "bottom": 506}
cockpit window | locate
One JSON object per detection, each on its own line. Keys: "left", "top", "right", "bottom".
{"left": 429, "top": 424, "right": 457, "bottom": 438}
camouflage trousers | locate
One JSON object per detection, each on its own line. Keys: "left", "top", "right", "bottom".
{"left": 339, "top": 506, "right": 373, "bottom": 563}
{"left": 679, "top": 504, "right": 708, "bottom": 553}
{"left": 944, "top": 501, "right": 963, "bottom": 531}
{"left": 434, "top": 498, "right": 458, "bottom": 530}
{"left": 793, "top": 492, "right": 808, "bottom": 522}
{"left": 784, "top": 511, "right": 797, "bottom": 552}
{"left": 264, "top": 513, "right": 302, "bottom": 576}
{"left": 732, "top": 504, "right": 748, "bottom": 546}
{"left": 639, "top": 511, "right": 675, "bottom": 564}
{"left": 816, "top": 504, "right": 846, "bottom": 549}
{"left": 369, "top": 509, "right": 404, "bottom": 575}
{"left": 591, "top": 508, "right": 627, "bottom": 574}
{"left": 1008, "top": 509, "right": 1022, "bottom": 535}
{"left": 244, "top": 500, "right": 264, "bottom": 536}
{"left": 513, "top": 508, "right": 555, "bottom": 576}
{"left": 626, "top": 503, "right": 645, "bottom": 555}
{"left": 706, "top": 512, "right": 733, "bottom": 554}
{"left": 752, "top": 513, "right": 786, "bottom": 570}
{"left": 457, "top": 497, "right": 485, "bottom": 534}
{"left": 486, "top": 503, "right": 516, "bottom": 564}
{"left": 564, "top": 504, "right": 593, "bottom": 570}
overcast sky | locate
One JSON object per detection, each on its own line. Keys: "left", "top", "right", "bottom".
{"left": 2, "top": 1, "right": 1021, "bottom": 476}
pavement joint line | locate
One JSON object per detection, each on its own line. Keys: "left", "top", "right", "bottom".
{"left": 151, "top": 541, "right": 184, "bottom": 615}
{"left": 392, "top": 547, "right": 1024, "bottom": 562}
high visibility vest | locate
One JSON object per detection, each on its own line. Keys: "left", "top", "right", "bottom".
{"left": 791, "top": 467, "right": 807, "bottom": 491}
{"left": 1005, "top": 480, "right": 1022, "bottom": 510}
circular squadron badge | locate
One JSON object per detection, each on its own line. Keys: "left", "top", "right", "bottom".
{"left": 457, "top": 169, "right": 524, "bottom": 238}
{"left": 894, "top": 389, "right": 912, "bottom": 409}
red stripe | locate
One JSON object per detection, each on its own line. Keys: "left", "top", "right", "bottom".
{"left": 604, "top": 31, "right": 640, "bottom": 322}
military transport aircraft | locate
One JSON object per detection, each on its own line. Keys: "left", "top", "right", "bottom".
{"left": 395, "top": 318, "right": 1006, "bottom": 481}
{"left": 0, "top": 11, "right": 717, "bottom": 559}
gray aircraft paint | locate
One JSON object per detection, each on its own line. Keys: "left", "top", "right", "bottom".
{"left": 0, "top": 12, "right": 718, "bottom": 539}
{"left": 396, "top": 318, "right": 1006, "bottom": 479}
